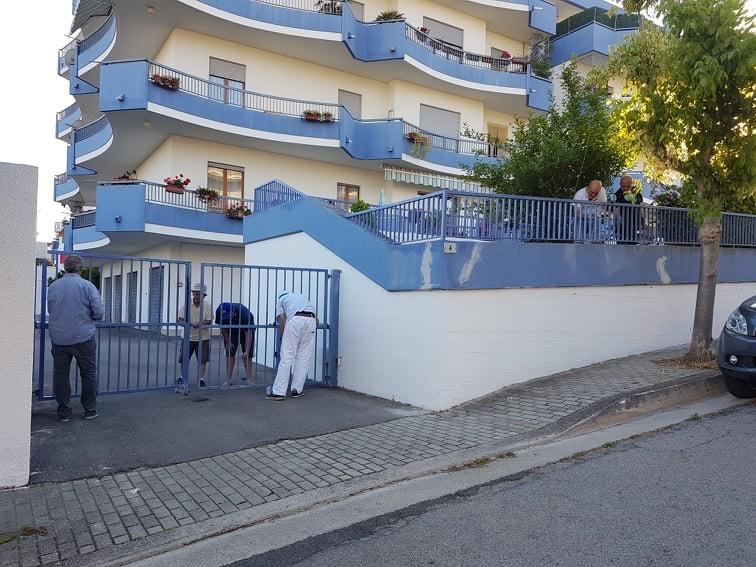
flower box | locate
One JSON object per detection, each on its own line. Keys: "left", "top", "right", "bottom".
{"left": 406, "top": 132, "right": 429, "bottom": 145}
{"left": 302, "top": 110, "right": 322, "bottom": 122}
{"left": 225, "top": 206, "right": 252, "bottom": 219}
{"left": 151, "top": 74, "right": 180, "bottom": 91}
{"left": 165, "top": 184, "right": 185, "bottom": 194}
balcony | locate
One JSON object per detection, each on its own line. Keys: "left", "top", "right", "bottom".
{"left": 56, "top": 103, "right": 82, "bottom": 140}
{"left": 64, "top": 210, "right": 109, "bottom": 252}
{"left": 60, "top": 12, "right": 118, "bottom": 95}
{"left": 551, "top": 7, "right": 640, "bottom": 66}
{"left": 54, "top": 173, "right": 80, "bottom": 203}
{"left": 66, "top": 182, "right": 254, "bottom": 254}
{"left": 97, "top": 59, "right": 500, "bottom": 176}
{"left": 67, "top": 114, "right": 113, "bottom": 177}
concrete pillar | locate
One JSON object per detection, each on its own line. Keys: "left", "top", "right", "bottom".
{"left": 0, "top": 162, "right": 38, "bottom": 488}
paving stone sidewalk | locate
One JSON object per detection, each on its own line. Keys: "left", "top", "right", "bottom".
{"left": 0, "top": 347, "right": 706, "bottom": 566}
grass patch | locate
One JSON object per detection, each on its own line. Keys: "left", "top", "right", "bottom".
{"left": 654, "top": 355, "right": 717, "bottom": 370}
{"left": 446, "top": 451, "right": 516, "bottom": 473}
{"left": 0, "top": 527, "right": 47, "bottom": 546}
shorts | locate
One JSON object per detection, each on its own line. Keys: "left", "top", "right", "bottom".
{"left": 225, "top": 329, "right": 254, "bottom": 358}
{"left": 178, "top": 340, "right": 210, "bottom": 364}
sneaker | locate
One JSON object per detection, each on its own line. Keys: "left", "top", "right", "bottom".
{"left": 291, "top": 390, "right": 303, "bottom": 398}
{"left": 199, "top": 379, "right": 206, "bottom": 388}
{"left": 84, "top": 410, "right": 99, "bottom": 420}
{"left": 57, "top": 414, "right": 71, "bottom": 423}
{"left": 266, "top": 394, "right": 285, "bottom": 401}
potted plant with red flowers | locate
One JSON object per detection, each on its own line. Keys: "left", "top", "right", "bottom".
{"left": 164, "top": 174, "right": 191, "bottom": 194}
{"left": 225, "top": 203, "right": 252, "bottom": 219}
{"left": 302, "top": 109, "right": 323, "bottom": 122}
{"left": 195, "top": 187, "right": 220, "bottom": 203}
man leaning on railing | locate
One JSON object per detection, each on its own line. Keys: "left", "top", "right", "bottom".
{"left": 572, "top": 180, "right": 608, "bottom": 242}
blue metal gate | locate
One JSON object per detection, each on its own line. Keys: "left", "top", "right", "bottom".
{"left": 195, "top": 262, "right": 340, "bottom": 390}
{"left": 35, "top": 251, "right": 191, "bottom": 399}
{"left": 34, "top": 253, "right": 340, "bottom": 399}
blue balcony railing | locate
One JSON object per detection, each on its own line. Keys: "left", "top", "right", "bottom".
{"left": 347, "top": 190, "right": 756, "bottom": 247}
{"left": 554, "top": 7, "right": 640, "bottom": 40}
{"left": 71, "top": 210, "right": 96, "bottom": 228}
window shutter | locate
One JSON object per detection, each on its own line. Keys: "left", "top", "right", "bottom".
{"left": 338, "top": 90, "right": 362, "bottom": 119}
{"left": 419, "top": 104, "right": 460, "bottom": 139}
{"left": 209, "top": 57, "right": 246, "bottom": 83}
{"left": 422, "top": 17, "right": 464, "bottom": 48}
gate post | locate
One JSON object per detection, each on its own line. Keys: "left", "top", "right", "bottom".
{"left": 326, "top": 270, "right": 341, "bottom": 387}
{"left": 37, "top": 259, "right": 49, "bottom": 400}
{"left": 180, "top": 263, "right": 191, "bottom": 391}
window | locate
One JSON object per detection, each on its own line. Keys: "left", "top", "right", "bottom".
{"left": 338, "top": 90, "right": 362, "bottom": 120}
{"left": 422, "top": 17, "right": 464, "bottom": 49}
{"left": 337, "top": 183, "right": 360, "bottom": 204}
{"left": 209, "top": 57, "right": 246, "bottom": 107}
{"left": 420, "top": 104, "right": 461, "bottom": 152}
{"left": 349, "top": 0, "right": 364, "bottom": 20}
{"left": 487, "top": 124, "right": 508, "bottom": 158}
{"left": 208, "top": 162, "right": 245, "bottom": 199}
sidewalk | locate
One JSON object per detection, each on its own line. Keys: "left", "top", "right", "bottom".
{"left": 0, "top": 346, "right": 717, "bottom": 566}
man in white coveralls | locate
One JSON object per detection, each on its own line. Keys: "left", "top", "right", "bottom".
{"left": 266, "top": 291, "right": 318, "bottom": 401}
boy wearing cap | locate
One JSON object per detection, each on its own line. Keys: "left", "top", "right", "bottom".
{"left": 215, "top": 302, "right": 255, "bottom": 385}
{"left": 177, "top": 283, "right": 212, "bottom": 390}
{"left": 267, "top": 291, "right": 318, "bottom": 401}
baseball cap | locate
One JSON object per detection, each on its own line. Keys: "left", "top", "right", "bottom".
{"left": 192, "top": 283, "right": 206, "bottom": 294}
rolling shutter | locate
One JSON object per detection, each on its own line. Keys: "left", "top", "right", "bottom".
{"left": 127, "top": 271, "right": 138, "bottom": 324}
{"left": 423, "top": 17, "right": 464, "bottom": 48}
{"left": 420, "top": 104, "right": 461, "bottom": 151}
{"left": 113, "top": 274, "right": 122, "bottom": 323}
{"left": 338, "top": 90, "right": 362, "bottom": 119}
{"left": 148, "top": 266, "right": 164, "bottom": 324}
{"left": 209, "top": 57, "right": 246, "bottom": 83}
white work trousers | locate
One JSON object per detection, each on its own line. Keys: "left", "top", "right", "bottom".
{"left": 272, "top": 315, "right": 317, "bottom": 396}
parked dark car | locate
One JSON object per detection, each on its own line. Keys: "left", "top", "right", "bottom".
{"left": 717, "top": 295, "right": 756, "bottom": 398}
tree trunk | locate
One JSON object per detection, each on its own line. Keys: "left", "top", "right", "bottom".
{"left": 688, "top": 214, "right": 722, "bottom": 360}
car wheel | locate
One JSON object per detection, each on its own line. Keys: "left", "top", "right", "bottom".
{"left": 724, "top": 375, "right": 756, "bottom": 398}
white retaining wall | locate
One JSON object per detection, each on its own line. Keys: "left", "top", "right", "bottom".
{"left": 246, "top": 232, "right": 756, "bottom": 410}
{"left": 0, "top": 163, "right": 38, "bottom": 487}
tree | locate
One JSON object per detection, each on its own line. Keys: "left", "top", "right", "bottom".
{"left": 464, "top": 61, "right": 633, "bottom": 199}
{"left": 607, "top": 0, "right": 756, "bottom": 360}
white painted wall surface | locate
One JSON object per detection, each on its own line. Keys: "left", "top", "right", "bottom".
{"left": 247, "top": 232, "right": 756, "bottom": 410}
{"left": 0, "top": 163, "right": 37, "bottom": 487}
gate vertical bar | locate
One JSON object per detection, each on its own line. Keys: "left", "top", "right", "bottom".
{"left": 182, "top": 262, "right": 191, "bottom": 388}
{"left": 326, "top": 269, "right": 341, "bottom": 387}
{"left": 36, "top": 259, "right": 48, "bottom": 400}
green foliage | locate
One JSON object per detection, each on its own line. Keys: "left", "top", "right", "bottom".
{"left": 48, "top": 267, "right": 101, "bottom": 289}
{"left": 609, "top": 0, "right": 756, "bottom": 220}
{"left": 350, "top": 199, "right": 371, "bottom": 213}
{"left": 464, "top": 61, "right": 633, "bottom": 199}
{"left": 374, "top": 10, "right": 404, "bottom": 21}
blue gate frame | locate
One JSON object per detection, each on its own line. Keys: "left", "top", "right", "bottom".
{"left": 35, "top": 251, "right": 192, "bottom": 400}
{"left": 34, "top": 253, "right": 340, "bottom": 399}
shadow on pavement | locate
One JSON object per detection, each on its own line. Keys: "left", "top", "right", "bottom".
{"left": 31, "top": 388, "right": 423, "bottom": 484}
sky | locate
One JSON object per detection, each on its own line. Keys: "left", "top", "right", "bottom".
{"left": 0, "top": 1, "right": 754, "bottom": 243}
{"left": 0, "top": 2, "right": 73, "bottom": 242}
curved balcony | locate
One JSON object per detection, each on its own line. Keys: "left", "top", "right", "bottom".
{"left": 99, "top": 60, "right": 497, "bottom": 175}
{"left": 56, "top": 103, "right": 82, "bottom": 140}
{"left": 63, "top": 12, "right": 118, "bottom": 95}
{"left": 427, "top": 0, "right": 556, "bottom": 40}
{"left": 54, "top": 173, "right": 80, "bottom": 203}
{"left": 67, "top": 114, "right": 113, "bottom": 177}
{"left": 65, "top": 211, "right": 110, "bottom": 252}
{"left": 182, "top": 0, "right": 342, "bottom": 39}
{"left": 551, "top": 7, "right": 640, "bottom": 66}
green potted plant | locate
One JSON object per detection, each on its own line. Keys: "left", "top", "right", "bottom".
{"left": 349, "top": 199, "right": 371, "bottom": 213}
{"left": 225, "top": 203, "right": 252, "bottom": 219}
{"left": 195, "top": 187, "right": 220, "bottom": 203}
{"left": 407, "top": 131, "right": 431, "bottom": 159}
{"left": 375, "top": 10, "right": 404, "bottom": 21}
{"left": 151, "top": 74, "right": 180, "bottom": 91}
{"left": 164, "top": 174, "right": 191, "bottom": 194}
{"left": 302, "top": 109, "right": 323, "bottom": 122}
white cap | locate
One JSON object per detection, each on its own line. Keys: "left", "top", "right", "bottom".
{"left": 192, "top": 283, "right": 206, "bottom": 294}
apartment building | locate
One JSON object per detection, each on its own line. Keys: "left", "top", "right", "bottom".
{"left": 56, "top": 0, "right": 635, "bottom": 258}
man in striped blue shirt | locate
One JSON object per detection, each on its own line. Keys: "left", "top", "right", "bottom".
{"left": 47, "top": 255, "right": 105, "bottom": 422}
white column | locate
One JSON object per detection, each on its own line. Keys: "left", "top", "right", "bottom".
{"left": 0, "top": 162, "right": 38, "bottom": 488}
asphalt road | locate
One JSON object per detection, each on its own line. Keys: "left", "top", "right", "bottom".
{"left": 232, "top": 405, "right": 755, "bottom": 567}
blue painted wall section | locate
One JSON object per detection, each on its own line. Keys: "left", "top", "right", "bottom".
{"left": 54, "top": 178, "right": 79, "bottom": 202}
{"left": 95, "top": 183, "right": 245, "bottom": 236}
{"left": 551, "top": 22, "right": 636, "bottom": 66}
{"left": 56, "top": 106, "right": 82, "bottom": 138}
{"left": 530, "top": 0, "right": 557, "bottom": 35}
{"left": 67, "top": 119, "right": 112, "bottom": 177}
{"left": 200, "top": 0, "right": 341, "bottom": 33}
{"left": 244, "top": 198, "right": 756, "bottom": 291}
{"left": 69, "top": 13, "right": 117, "bottom": 95}
{"left": 341, "top": 5, "right": 405, "bottom": 62}
{"left": 67, "top": 224, "right": 108, "bottom": 250}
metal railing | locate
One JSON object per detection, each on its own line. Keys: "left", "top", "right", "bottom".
{"left": 56, "top": 103, "right": 79, "bottom": 123}
{"left": 403, "top": 122, "right": 503, "bottom": 157}
{"left": 148, "top": 62, "right": 341, "bottom": 119}
{"left": 143, "top": 182, "right": 254, "bottom": 213}
{"left": 71, "top": 210, "right": 96, "bottom": 228}
{"left": 254, "top": 0, "right": 344, "bottom": 14}
{"left": 75, "top": 115, "right": 109, "bottom": 140}
{"left": 405, "top": 24, "right": 527, "bottom": 73}
{"left": 54, "top": 173, "right": 69, "bottom": 186}
{"left": 58, "top": 38, "right": 78, "bottom": 65}
{"left": 79, "top": 11, "right": 115, "bottom": 52}
{"left": 554, "top": 7, "right": 641, "bottom": 40}
{"left": 253, "top": 180, "right": 306, "bottom": 212}
{"left": 347, "top": 191, "right": 756, "bottom": 247}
